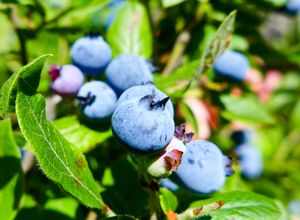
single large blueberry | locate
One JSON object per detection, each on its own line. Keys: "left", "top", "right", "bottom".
{"left": 236, "top": 144, "right": 263, "bottom": 179}
{"left": 105, "top": 54, "right": 153, "bottom": 94}
{"left": 77, "top": 81, "right": 117, "bottom": 120}
{"left": 286, "top": 0, "right": 300, "bottom": 14}
{"left": 117, "top": 84, "right": 174, "bottom": 118}
{"left": 111, "top": 94, "right": 174, "bottom": 153}
{"left": 50, "top": 64, "right": 84, "bottom": 96}
{"left": 71, "top": 35, "right": 112, "bottom": 75}
{"left": 175, "top": 140, "right": 227, "bottom": 194}
{"left": 213, "top": 50, "right": 249, "bottom": 81}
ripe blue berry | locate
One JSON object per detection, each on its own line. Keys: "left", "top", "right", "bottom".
{"left": 117, "top": 83, "right": 174, "bottom": 118}
{"left": 213, "top": 50, "right": 249, "bottom": 81}
{"left": 71, "top": 35, "right": 112, "bottom": 75}
{"left": 160, "top": 178, "right": 179, "bottom": 192}
{"left": 236, "top": 144, "right": 263, "bottom": 179}
{"left": 105, "top": 54, "right": 153, "bottom": 94}
{"left": 111, "top": 94, "right": 175, "bottom": 153}
{"left": 286, "top": 0, "right": 300, "bottom": 14}
{"left": 77, "top": 81, "right": 117, "bottom": 120}
{"left": 49, "top": 64, "right": 84, "bottom": 96}
{"left": 175, "top": 140, "right": 230, "bottom": 194}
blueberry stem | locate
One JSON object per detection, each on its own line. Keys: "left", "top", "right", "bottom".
{"left": 77, "top": 92, "right": 96, "bottom": 109}
{"left": 134, "top": 155, "right": 164, "bottom": 220}
{"left": 150, "top": 97, "right": 169, "bottom": 110}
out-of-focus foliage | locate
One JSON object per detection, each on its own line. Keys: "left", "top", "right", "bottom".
{"left": 1, "top": 0, "right": 300, "bottom": 219}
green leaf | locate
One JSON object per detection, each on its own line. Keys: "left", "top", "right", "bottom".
{"left": 0, "top": 54, "right": 51, "bottom": 118}
{"left": 154, "top": 61, "right": 198, "bottom": 98}
{"left": 107, "top": 1, "right": 152, "bottom": 58}
{"left": 53, "top": 116, "right": 112, "bottom": 153}
{"left": 44, "top": 197, "right": 79, "bottom": 219}
{"left": 0, "top": 119, "right": 24, "bottom": 220}
{"left": 220, "top": 95, "right": 274, "bottom": 124}
{"left": 101, "top": 215, "right": 138, "bottom": 220}
{"left": 162, "top": 0, "right": 187, "bottom": 8}
{"left": 290, "top": 99, "right": 300, "bottom": 129}
{"left": 181, "top": 191, "right": 281, "bottom": 220}
{"left": 15, "top": 92, "right": 106, "bottom": 210}
{"left": 183, "top": 10, "right": 236, "bottom": 93}
{"left": 159, "top": 188, "right": 178, "bottom": 213}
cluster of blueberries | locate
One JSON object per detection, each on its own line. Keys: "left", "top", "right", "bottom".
{"left": 49, "top": 34, "right": 237, "bottom": 195}
{"left": 232, "top": 130, "right": 263, "bottom": 179}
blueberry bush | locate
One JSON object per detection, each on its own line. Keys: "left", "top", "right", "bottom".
{"left": 1, "top": 0, "right": 300, "bottom": 219}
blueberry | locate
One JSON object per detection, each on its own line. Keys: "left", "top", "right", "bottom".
{"left": 77, "top": 81, "right": 117, "bottom": 120}
{"left": 231, "top": 130, "right": 254, "bottom": 145}
{"left": 213, "top": 50, "right": 249, "bottom": 81}
{"left": 70, "top": 35, "right": 112, "bottom": 75}
{"left": 288, "top": 200, "right": 300, "bottom": 214}
{"left": 111, "top": 94, "right": 175, "bottom": 153}
{"left": 286, "top": 0, "right": 300, "bottom": 14}
{"left": 160, "top": 178, "right": 180, "bottom": 192}
{"left": 49, "top": 64, "right": 84, "bottom": 96}
{"left": 175, "top": 140, "right": 228, "bottom": 194}
{"left": 104, "top": 0, "right": 124, "bottom": 29}
{"left": 105, "top": 54, "right": 153, "bottom": 94}
{"left": 236, "top": 144, "right": 263, "bottom": 179}
{"left": 117, "top": 83, "right": 174, "bottom": 118}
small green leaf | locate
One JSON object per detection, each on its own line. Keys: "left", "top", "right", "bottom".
{"left": 53, "top": 116, "right": 112, "bottom": 152}
{"left": 162, "top": 0, "right": 187, "bottom": 8}
{"left": 183, "top": 10, "right": 236, "bottom": 93}
{"left": 0, "top": 54, "right": 51, "bottom": 118}
{"left": 16, "top": 92, "right": 106, "bottom": 210}
{"left": 159, "top": 188, "right": 178, "bottom": 213}
{"left": 181, "top": 191, "right": 281, "bottom": 220}
{"left": 220, "top": 95, "right": 274, "bottom": 124}
{"left": 107, "top": 1, "right": 152, "bottom": 58}
{"left": 0, "top": 119, "right": 24, "bottom": 220}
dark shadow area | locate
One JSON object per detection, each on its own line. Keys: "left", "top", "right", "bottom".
{"left": 101, "top": 156, "right": 148, "bottom": 218}
{"left": 0, "top": 156, "right": 23, "bottom": 209}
